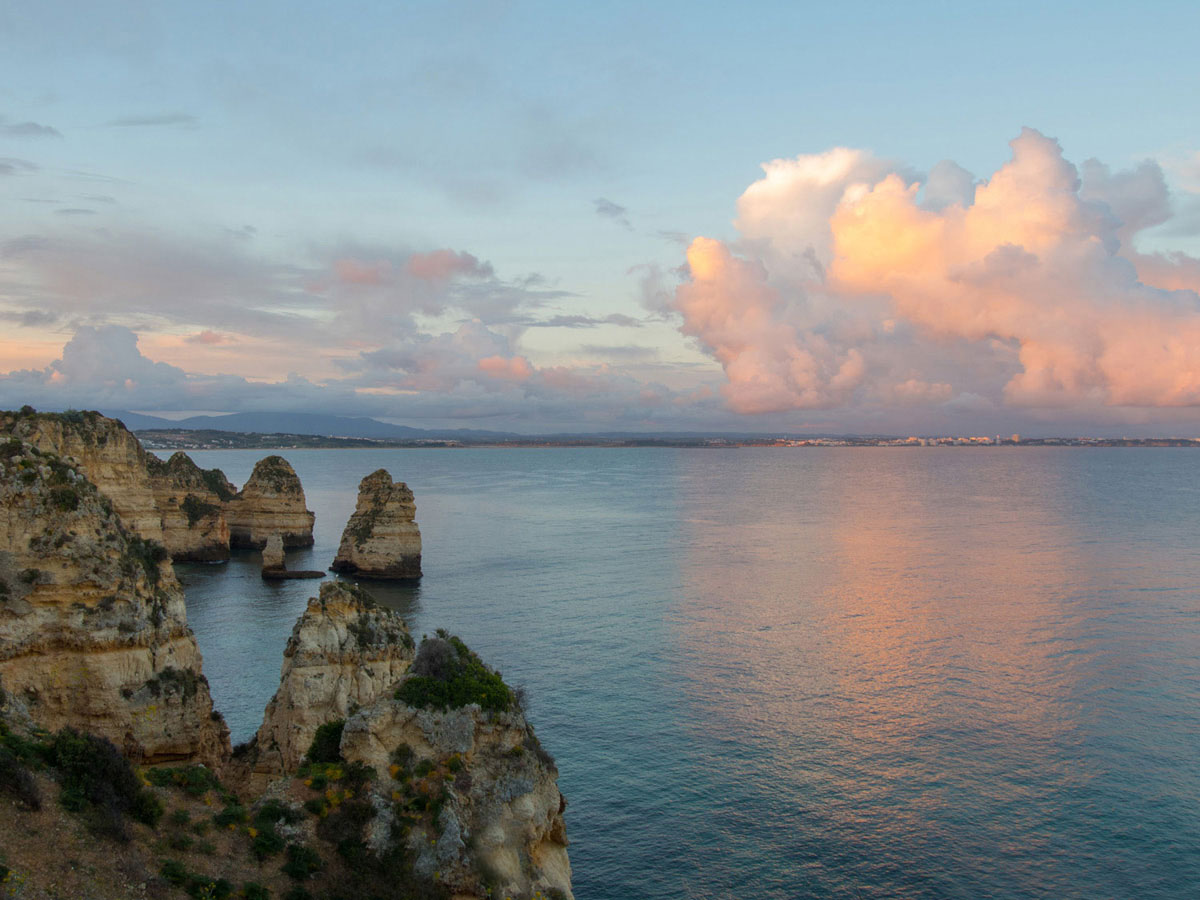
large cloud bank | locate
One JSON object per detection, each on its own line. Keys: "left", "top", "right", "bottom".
{"left": 673, "top": 128, "right": 1200, "bottom": 417}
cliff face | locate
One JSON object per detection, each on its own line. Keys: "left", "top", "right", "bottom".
{"left": 339, "top": 634, "right": 573, "bottom": 900}
{"left": 330, "top": 468, "right": 422, "bottom": 580}
{"left": 0, "top": 436, "right": 229, "bottom": 765}
{"left": 146, "top": 452, "right": 236, "bottom": 562}
{"left": 225, "top": 455, "right": 315, "bottom": 550}
{"left": 252, "top": 581, "right": 414, "bottom": 775}
{"left": 0, "top": 409, "right": 165, "bottom": 544}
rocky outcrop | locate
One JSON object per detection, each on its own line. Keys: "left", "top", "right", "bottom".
{"left": 146, "top": 451, "right": 236, "bottom": 562}
{"left": 330, "top": 468, "right": 422, "bottom": 579}
{"left": 0, "top": 409, "right": 165, "bottom": 543}
{"left": 251, "top": 581, "right": 414, "bottom": 775}
{"left": 339, "top": 633, "right": 572, "bottom": 899}
{"left": 0, "top": 436, "right": 229, "bottom": 765}
{"left": 261, "top": 533, "right": 286, "bottom": 573}
{"left": 226, "top": 455, "right": 315, "bottom": 550}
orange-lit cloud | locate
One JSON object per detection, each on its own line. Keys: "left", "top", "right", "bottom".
{"left": 674, "top": 128, "right": 1200, "bottom": 413}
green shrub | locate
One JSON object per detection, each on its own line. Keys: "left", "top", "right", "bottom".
{"left": 281, "top": 843, "right": 322, "bottom": 881}
{"left": 0, "top": 746, "right": 41, "bottom": 809}
{"left": 161, "top": 859, "right": 191, "bottom": 886}
{"left": 146, "top": 764, "right": 225, "bottom": 798}
{"left": 251, "top": 827, "right": 285, "bottom": 860}
{"left": 305, "top": 720, "right": 344, "bottom": 765}
{"left": 254, "top": 799, "right": 302, "bottom": 828}
{"left": 214, "top": 803, "right": 248, "bottom": 827}
{"left": 241, "top": 884, "right": 271, "bottom": 900}
{"left": 394, "top": 633, "right": 513, "bottom": 713}
{"left": 167, "top": 833, "right": 194, "bottom": 852}
{"left": 180, "top": 494, "right": 220, "bottom": 526}
{"left": 48, "top": 728, "right": 162, "bottom": 840}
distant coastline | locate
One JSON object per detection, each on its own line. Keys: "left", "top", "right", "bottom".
{"left": 135, "top": 428, "right": 1200, "bottom": 451}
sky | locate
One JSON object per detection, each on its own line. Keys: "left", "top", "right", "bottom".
{"left": 2, "top": 0, "right": 1200, "bottom": 435}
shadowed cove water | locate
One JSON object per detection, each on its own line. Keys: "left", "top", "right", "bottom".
{"left": 174, "top": 448, "right": 1200, "bottom": 899}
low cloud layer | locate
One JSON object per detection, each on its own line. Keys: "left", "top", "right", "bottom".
{"left": 671, "top": 128, "right": 1200, "bottom": 418}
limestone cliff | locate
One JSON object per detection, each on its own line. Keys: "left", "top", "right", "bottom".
{"left": 331, "top": 468, "right": 422, "bottom": 579}
{"left": 145, "top": 451, "right": 236, "bottom": 562}
{"left": 339, "top": 632, "right": 573, "bottom": 900}
{"left": 0, "top": 408, "right": 165, "bottom": 543}
{"left": 0, "top": 436, "right": 229, "bottom": 765}
{"left": 251, "top": 581, "right": 414, "bottom": 775}
{"left": 225, "top": 455, "right": 315, "bottom": 550}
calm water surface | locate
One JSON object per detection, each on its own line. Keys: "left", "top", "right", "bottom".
{"left": 173, "top": 448, "right": 1200, "bottom": 899}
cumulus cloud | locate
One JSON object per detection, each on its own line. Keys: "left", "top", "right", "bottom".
{"left": 671, "top": 128, "right": 1200, "bottom": 416}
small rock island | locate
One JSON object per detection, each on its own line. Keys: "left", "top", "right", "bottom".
{"left": 330, "top": 468, "right": 423, "bottom": 580}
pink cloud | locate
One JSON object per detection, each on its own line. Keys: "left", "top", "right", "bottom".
{"left": 406, "top": 249, "right": 494, "bottom": 281}
{"left": 334, "top": 258, "right": 392, "bottom": 285}
{"left": 184, "top": 330, "right": 233, "bottom": 345}
{"left": 477, "top": 354, "right": 533, "bottom": 381}
{"left": 673, "top": 128, "right": 1200, "bottom": 415}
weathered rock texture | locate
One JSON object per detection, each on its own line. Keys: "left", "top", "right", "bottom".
{"left": 252, "top": 581, "right": 414, "bottom": 775}
{"left": 261, "top": 533, "right": 286, "bottom": 573}
{"left": 0, "top": 436, "right": 229, "bottom": 765}
{"left": 226, "top": 455, "right": 315, "bottom": 550}
{"left": 146, "top": 451, "right": 236, "bottom": 562}
{"left": 0, "top": 409, "right": 165, "bottom": 544}
{"left": 331, "top": 468, "right": 422, "bottom": 579}
{"left": 339, "top": 635, "right": 573, "bottom": 900}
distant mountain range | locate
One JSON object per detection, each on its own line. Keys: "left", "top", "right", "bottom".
{"left": 101, "top": 411, "right": 525, "bottom": 441}
{"left": 98, "top": 410, "right": 838, "bottom": 443}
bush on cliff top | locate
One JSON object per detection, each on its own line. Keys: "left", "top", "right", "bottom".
{"left": 395, "top": 631, "right": 514, "bottom": 713}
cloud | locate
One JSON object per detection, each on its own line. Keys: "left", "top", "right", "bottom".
{"left": 183, "top": 330, "right": 232, "bottom": 345}
{"left": 0, "top": 158, "right": 37, "bottom": 176}
{"left": 405, "top": 249, "right": 494, "bottom": 281}
{"left": 54, "top": 208, "right": 96, "bottom": 216}
{"left": 669, "top": 128, "right": 1200, "bottom": 417}
{"left": 528, "top": 313, "right": 642, "bottom": 329}
{"left": 0, "top": 117, "right": 61, "bottom": 139}
{"left": 594, "top": 197, "right": 631, "bottom": 229}
{"left": 105, "top": 113, "right": 197, "bottom": 127}
{"left": 0, "top": 309, "right": 57, "bottom": 327}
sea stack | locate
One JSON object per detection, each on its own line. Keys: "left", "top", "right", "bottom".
{"left": 146, "top": 451, "right": 236, "bottom": 562}
{"left": 249, "top": 581, "right": 414, "bottom": 775}
{"left": 225, "top": 455, "right": 315, "bottom": 550}
{"left": 0, "top": 435, "right": 229, "bottom": 766}
{"left": 330, "top": 468, "right": 422, "bottom": 579}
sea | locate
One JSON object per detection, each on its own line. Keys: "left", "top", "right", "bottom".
{"left": 171, "top": 447, "right": 1200, "bottom": 899}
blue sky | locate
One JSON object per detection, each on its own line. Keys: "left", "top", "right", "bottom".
{"left": 2, "top": 0, "right": 1199, "bottom": 433}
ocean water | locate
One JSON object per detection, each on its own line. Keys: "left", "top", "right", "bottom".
{"left": 174, "top": 448, "right": 1200, "bottom": 899}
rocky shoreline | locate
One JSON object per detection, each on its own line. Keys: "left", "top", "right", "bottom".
{"left": 0, "top": 408, "right": 572, "bottom": 899}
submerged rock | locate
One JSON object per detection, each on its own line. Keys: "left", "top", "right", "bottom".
{"left": 146, "top": 451, "right": 235, "bottom": 562}
{"left": 0, "top": 436, "right": 229, "bottom": 765}
{"left": 330, "top": 468, "right": 422, "bottom": 580}
{"left": 250, "top": 581, "right": 414, "bottom": 775}
{"left": 226, "top": 455, "right": 315, "bottom": 550}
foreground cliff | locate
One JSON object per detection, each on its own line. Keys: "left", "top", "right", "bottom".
{"left": 331, "top": 468, "right": 423, "bottom": 580}
{"left": 226, "top": 455, "right": 315, "bottom": 550}
{"left": 340, "top": 631, "right": 573, "bottom": 899}
{"left": 0, "top": 436, "right": 228, "bottom": 765}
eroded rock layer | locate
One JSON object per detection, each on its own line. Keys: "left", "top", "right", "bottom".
{"left": 0, "top": 409, "right": 165, "bottom": 544}
{"left": 331, "top": 468, "right": 422, "bottom": 579}
{"left": 339, "top": 634, "right": 573, "bottom": 899}
{"left": 225, "top": 455, "right": 315, "bottom": 550}
{"left": 0, "top": 436, "right": 229, "bottom": 765}
{"left": 251, "top": 581, "right": 414, "bottom": 775}
{"left": 146, "top": 451, "right": 236, "bottom": 562}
